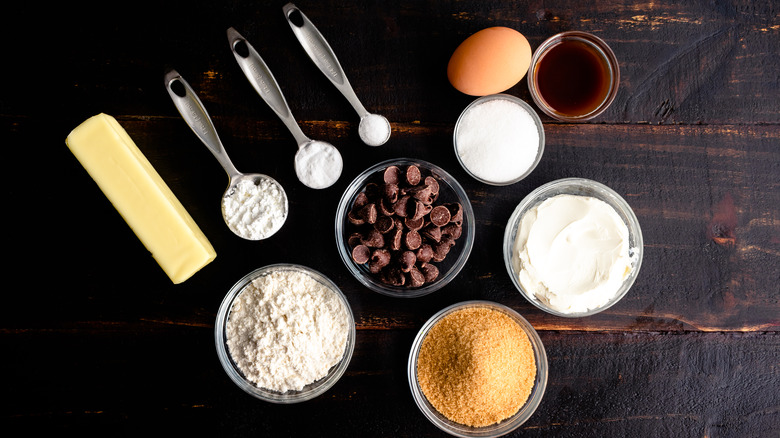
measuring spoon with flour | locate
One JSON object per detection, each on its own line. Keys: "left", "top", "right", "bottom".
{"left": 227, "top": 27, "right": 343, "bottom": 189}
{"left": 164, "top": 69, "right": 288, "bottom": 240}
{"left": 282, "top": 3, "right": 391, "bottom": 147}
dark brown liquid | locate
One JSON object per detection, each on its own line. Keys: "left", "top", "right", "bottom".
{"left": 535, "top": 40, "right": 612, "bottom": 117}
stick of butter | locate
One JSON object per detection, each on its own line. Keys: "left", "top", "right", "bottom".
{"left": 66, "top": 113, "right": 216, "bottom": 284}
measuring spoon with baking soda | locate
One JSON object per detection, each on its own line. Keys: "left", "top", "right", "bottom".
{"left": 227, "top": 27, "right": 343, "bottom": 189}
{"left": 164, "top": 69, "right": 288, "bottom": 240}
{"left": 282, "top": 3, "right": 391, "bottom": 147}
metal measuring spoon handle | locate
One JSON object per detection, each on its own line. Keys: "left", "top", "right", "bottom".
{"left": 227, "top": 27, "right": 310, "bottom": 148}
{"left": 164, "top": 69, "right": 242, "bottom": 182}
{"left": 282, "top": 3, "right": 390, "bottom": 146}
{"left": 282, "top": 3, "right": 368, "bottom": 118}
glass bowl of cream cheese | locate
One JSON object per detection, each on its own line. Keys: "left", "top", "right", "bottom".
{"left": 503, "top": 178, "right": 643, "bottom": 317}
{"left": 215, "top": 263, "right": 356, "bottom": 403}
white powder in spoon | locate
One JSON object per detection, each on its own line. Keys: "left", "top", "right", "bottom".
{"left": 222, "top": 178, "right": 287, "bottom": 240}
{"left": 455, "top": 98, "right": 541, "bottom": 185}
{"left": 359, "top": 114, "right": 391, "bottom": 146}
{"left": 294, "top": 140, "right": 343, "bottom": 189}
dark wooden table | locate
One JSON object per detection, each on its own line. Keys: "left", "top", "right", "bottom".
{"left": 3, "top": 1, "right": 778, "bottom": 436}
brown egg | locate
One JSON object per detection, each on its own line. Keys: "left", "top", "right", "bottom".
{"left": 447, "top": 27, "right": 532, "bottom": 96}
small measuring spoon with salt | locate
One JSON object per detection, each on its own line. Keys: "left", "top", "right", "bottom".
{"left": 282, "top": 3, "right": 391, "bottom": 147}
{"left": 164, "top": 69, "right": 288, "bottom": 240}
{"left": 227, "top": 27, "right": 343, "bottom": 189}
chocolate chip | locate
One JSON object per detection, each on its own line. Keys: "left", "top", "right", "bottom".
{"left": 364, "top": 182, "right": 380, "bottom": 199}
{"left": 379, "top": 198, "right": 395, "bottom": 216}
{"left": 359, "top": 203, "right": 378, "bottom": 224}
{"left": 390, "top": 227, "right": 403, "bottom": 251}
{"left": 416, "top": 244, "right": 434, "bottom": 263}
{"left": 374, "top": 215, "right": 394, "bottom": 233}
{"left": 421, "top": 224, "right": 442, "bottom": 243}
{"left": 441, "top": 223, "right": 463, "bottom": 240}
{"left": 393, "top": 196, "right": 411, "bottom": 217}
{"left": 382, "top": 183, "right": 399, "bottom": 203}
{"left": 404, "top": 229, "right": 422, "bottom": 250}
{"left": 430, "top": 205, "right": 451, "bottom": 227}
{"left": 446, "top": 202, "right": 463, "bottom": 225}
{"left": 421, "top": 264, "right": 439, "bottom": 282}
{"left": 404, "top": 216, "right": 425, "bottom": 231}
{"left": 384, "top": 166, "right": 401, "bottom": 185}
{"left": 353, "top": 191, "right": 369, "bottom": 209}
{"left": 347, "top": 209, "right": 365, "bottom": 225}
{"left": 362, "top": 229, "right": 385, "bottom": 248}
{"left": 383, "top": 267, "right": 405, "bottom": 286}
{"left": 424, "top": 176, "right": 439, "bottom": 196}
{"left": 407, "top": 184, "right": 433, "bottom": 204}
{"left": 351, "top": 244, "right": 370, "bottom": 264}
{"left": 409, "top": 200, "right": 432, "bottom": 221}
{"left": 370, "top": 248, "right": 391, "bottom": 269}
{"left": 348, "top": 233, "right": 363, "bottom": 247}
{"left": 432, "top": 241, "right": 452, "bottom": 262}
{"left": 405, "top": 165, "right": 421, "bottom": 186}
{"left": 398, "top": 250, "right": 417, "bottom": 272}
{"left": 408, "top": 266, "right": 425, "bottom": 287}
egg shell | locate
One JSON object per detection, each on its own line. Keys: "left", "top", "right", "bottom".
{"left": 447, "top": 27, "right": 532, "bottom": 96}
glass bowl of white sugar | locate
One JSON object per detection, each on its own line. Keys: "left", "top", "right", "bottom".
{"left": 503, "top": 178, "right": 643, "bottom": 317}
{"left": 215, "top": 264, "right": 355, "bottom": 403}
{"left": 453, "top": 94, "right": 545, "bottom": 186}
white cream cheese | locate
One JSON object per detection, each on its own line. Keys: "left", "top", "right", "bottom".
{"left": 512, "top": 194, "right": 633, "bottom": 314}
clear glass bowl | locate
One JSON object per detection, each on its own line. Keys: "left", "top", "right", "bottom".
{"left": 453, "top": 94, "right": 546, "bottom": 186}
{"left": 527, "top": 31, "right": 620, "bottom": 122}
{"left": 503, "top": 178, "right": 643, "bottom": 317}
{"left": 214, "top": 263, "right": 356, "bottom": 403}
{"left": 335, "top": 158, "right": 475, "bottom": 298}
{"left": 408, "top": 300, "right": 548, "bottom": 437}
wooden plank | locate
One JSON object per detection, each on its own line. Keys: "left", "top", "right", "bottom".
{"left": 4, "top": 1, "right": 778, "bottom": 125}
{"left": 2, "top": 329, "right": 777, "bottom": 436}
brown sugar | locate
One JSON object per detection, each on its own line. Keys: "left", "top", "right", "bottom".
{"left": 416, "top": 307, "right": 536, "bottom": 427}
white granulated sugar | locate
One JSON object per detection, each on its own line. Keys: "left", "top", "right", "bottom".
{"left": 455, "top": 98, "right": 541, "bottom": 184}
{"left": 359, "top": 114, "right": 391, "bottom": 146}
{"left": 222, "top": 178, "right": 287, "bottom": 240}
{"left": 294, "top": 140, "right": 343, "bottom": 189}
{"left": 226, "top": 269, "right": 350, "bottom": 392}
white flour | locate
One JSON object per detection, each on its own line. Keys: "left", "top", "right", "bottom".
{"left": 222, "top": 178, "right": 287, "bottom": 240}
{"left": 455, "top": 98, "right": 541, "bottom": 184}
{"left": 225, "top": 269, "right": 350, "bottom": 392}
{"left": 294, "top": 140, "right": 343, "bottom": 189}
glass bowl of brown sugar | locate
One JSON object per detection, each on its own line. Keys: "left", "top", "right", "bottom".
{"left": 407, "top": 300, "right": 547, "bottom": 437}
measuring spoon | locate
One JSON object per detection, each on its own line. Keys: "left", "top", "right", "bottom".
{"left": 164, "top": 69, "right": 288, "bottom": 240}
{"left": 227, "top": 27, "right": 343, "bottom": 189}
{"left": 282, "top": 3, "right": 391, "bottom": 147}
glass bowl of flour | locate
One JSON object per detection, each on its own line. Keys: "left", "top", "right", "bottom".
{"left": 454, "top": 94, "right": 545, "bottom": 186}
{"left": 503, "top": 178, "right": 643, "bottom": 317}
{"left": 215, "top": 264, "right": 355, "bottom": 402}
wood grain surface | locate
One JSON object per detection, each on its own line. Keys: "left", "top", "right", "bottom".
{"left": 3, "top": 0, "right": 778, "bottom": 436}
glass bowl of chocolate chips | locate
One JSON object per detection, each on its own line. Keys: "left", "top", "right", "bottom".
{"left": 336, "top": 158, "right": 475, "bottom": 298}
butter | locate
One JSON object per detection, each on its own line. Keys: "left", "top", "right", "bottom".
{"left": 512, "top": 194, "right": 632, "bottom": 314}
{"left": 66, "top": 113, "right": 216, "bottom": 284}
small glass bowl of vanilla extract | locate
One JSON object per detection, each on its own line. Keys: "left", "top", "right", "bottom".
{"left": 528, "top": 31, "right": 620, "bottom": 122}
